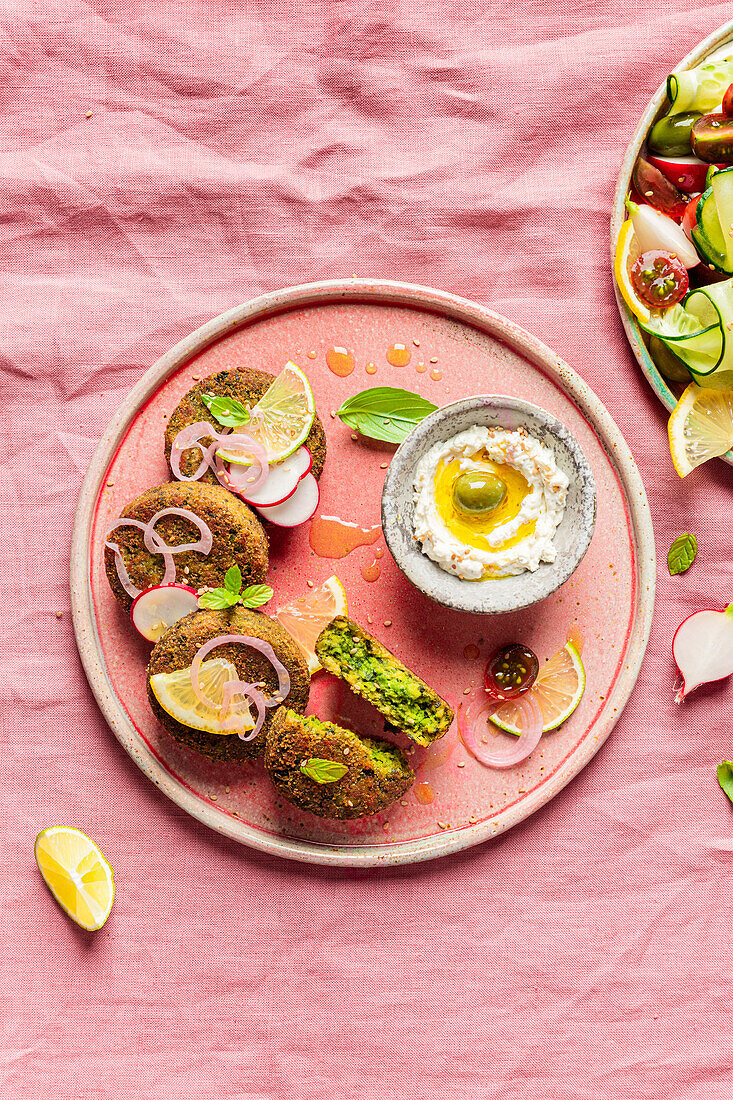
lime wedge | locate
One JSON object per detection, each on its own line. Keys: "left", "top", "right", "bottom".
{"left": 219, "top": 362, "right": 315, "bottom": 465}
{"left": 35, "top": 826, "right": 115, "bottom": 930}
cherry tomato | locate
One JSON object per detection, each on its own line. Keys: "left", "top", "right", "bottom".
{"left": 723, "top": 84, "right": 733, "bottom": 118}
{"left": 484, "top": 644, "right": 539, "bottom": 703}
{"left": 632, "top": 156, "right": 688, "bottom": 221}
{"left": 681, "top": 195, "right": 700, "bottom": 242}
{"left": 631, "top": 249, "right": 689, "bottom": 308}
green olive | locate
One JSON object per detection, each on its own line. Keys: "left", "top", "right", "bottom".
{"left": 452, "top": 470, "right": 507, "bottom": 515}
{"left": 648, "top": 111, "right": 701, "bottom": 157}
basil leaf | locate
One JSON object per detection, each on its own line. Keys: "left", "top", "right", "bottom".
{"left": 224, "top": 564, "right": 242, "bottom": 594}
{"left": 239, "top": 584, "right": 273, "bottom": 609}
{"left": 668, "top": 533, "right": 697, "bottom": 575}
{"left": 718, "top": 761, "right": 733, "bottom": 805}
{"left": 197, "top": 588, "right": 240, "bottom": 609}
{"left": 300, "top": 758, "right": 349, "bottom": 784}
{"left": 201, "top": 392, "right": 250, "bottom": 428}
{"left": 336, "top": 387, "right": 438, "bottom": 444}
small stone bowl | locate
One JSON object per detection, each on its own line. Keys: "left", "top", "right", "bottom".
{"left": 381, "top": 396, "right": 597, "bottom": 615}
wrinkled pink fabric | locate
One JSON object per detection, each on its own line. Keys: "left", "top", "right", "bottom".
{"left": 4, "top": 3, "right": 733, "bottom": 1098}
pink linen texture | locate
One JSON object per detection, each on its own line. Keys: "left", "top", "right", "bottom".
{"left": 3, "top": 2, "right": 733, "bottom": 1098}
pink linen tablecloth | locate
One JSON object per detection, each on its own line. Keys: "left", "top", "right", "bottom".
{"left": 3, "top": 2, "right": 733, "bottom": 1097}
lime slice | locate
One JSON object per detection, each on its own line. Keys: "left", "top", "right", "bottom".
{"left": 219, "top": 362, "right": 315, "bottom": 465}
{"left": 274, "top": 575, "right": 348, "bottom": 674}
{"left": 668, "top": 383, "right": 733, "bottom": 477}
{"left": 489, "top": 643, "right": 585, "bottom": 735}
{"left": 35, "top": 826, "right": 114, "bottom": 931}
{"left": 149, "top": 657, "right": 254, "bottom": 735}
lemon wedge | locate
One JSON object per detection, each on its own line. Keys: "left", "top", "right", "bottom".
{"left": 668, "top": 383, "right": 733, "bottom": 477}
{"left": 219, "top": 362, "right": 315, "bottom": 465}
{"left": 35, "top": 826, "right": 114, "bottom": 931}
{"left": 149, "top": 657, "right": 254, "bottom": 735}
{"left": 614, "top": 219, "right": 651, "bottom": 324}
{"left": 274, "top": 576, "right": 348, "bottom": 674}
{"left": 489, "top": 643, "right": 585, "bottom": 735}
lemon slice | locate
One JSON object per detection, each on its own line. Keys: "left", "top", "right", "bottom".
{"left": 614, "top": 219, "right": 651, "bottom": 324}
{"left": 149, "top": 657, "right": 254, "bottom": 735}
{"left": 668, "top": 383, "right": 733, "bottom": 477}
{"left": 274, "top": 576, "right": 348, "bottom": 674}
{"left": 489, "top": 643, "right": 585, "bottom": 735}
{"left": 35, "top": 826, "right": 114, "bottom": 930}
{"left": 219, "top": 362, "right": 315, "bottom": 465}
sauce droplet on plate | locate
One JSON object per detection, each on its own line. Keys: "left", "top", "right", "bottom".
{"left": 430, "top": 368, "right": 442, "bottom": 381}
{"left": 414, "top": 782, "right": 434, "bottom": 805}
{"left": 386, "top": 343, "right": 411, "bottom": 367}
{"left": 326, "top": 346, "right": 355, "bottom": 377}
{"left": 309, "top": 515, "right": 381, "bottom": 559}
{"left": 415, "top": 361, "right": 427, "bottom": 374}
{"left": 360, "top": 548, "right": 383, "bottom": 582}
{"left": 463, "top": 643, "right": 480, "bottom": 660}
{"left": 306, "top": 350, "right": 317, "bottom": 360}
{"left": 365, "top": 362, "right": 377, "bottom": 375}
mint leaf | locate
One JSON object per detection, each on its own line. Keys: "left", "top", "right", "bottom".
{"left": 336, "top": 387, "right": 438, "bottom": 444}
{"left": 718, "top": 761, "right": 733, "bottom": 804}
{"left": 300, "top": 758, "right": 349, "bottom": 784}
{"left": 668, "top": 533, "right": 697, "bottom": 575}
{"left": 239, "top": 584, "right": 273, "bottom": 609}
{"left": 201, "top": 392, "right": 250, "bottom": 428}
{"left": 197, "top": 588, "right": 240, "bottom": 610}
{"left": 224, "top": 564, "right": 243, "bottom": 594}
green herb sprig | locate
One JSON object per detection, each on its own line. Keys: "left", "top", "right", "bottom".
{"left": 201, "top": 392, "right": 251, "bottom": 428}
{"left": 300, "top": 758, "right": 349, "bottom": 784}
{"left": 717, "top": 761, "right": 733, "bottom": 805}
{"left": 668, "top": 533, "right": 697, "bottom": 576}
{"left": 198, "top": 565, "right": 273, "bottom": 611}
{"left": 336, "top": 387, "right": 438, "bottom": 444}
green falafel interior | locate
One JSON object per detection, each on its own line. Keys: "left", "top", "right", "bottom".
{"left": 314, "top": 617, "right": 454, "bottom": 746}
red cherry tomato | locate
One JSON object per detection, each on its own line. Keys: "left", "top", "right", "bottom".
{"left": 723, "top": 84, "right": 733, "bottom": 118}
{"left": 631, "top": 249, "right": 689, "bottom": 308}
{"left": 484, "top": 644, "right": 539, "bottom": 703}
{"left": 681, "top": 195, "right": 700, "bottom": 241}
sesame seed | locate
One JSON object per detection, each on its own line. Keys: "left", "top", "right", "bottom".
{"left": 469, "top": 815, "right": 477, "bottom": 823}
{"left": 85, "top": 110, "right": 92, "bottom": 118}
{"left": 367, "top": 615, "right": 373, "bottom": 624}
{"left": 106, "top": 480, "right": 115, "bottom": 487}
{"left": 184, "top": 566, "right": 190, "bottom": 574}
{"left": 351, "top": 433, "right": 358, "bottom": 441}
{"left": 380, "top": 462, "right": 388, "bottom": 469}
{"left": 383, "top": 620, "right": 392, "bottom": 627}
{"left": 343, "top": 748, "right": 350, "bottom": 755}
{"left": 225, "top": 786, "right": 230, "bottom": 793}
{"left": 211, "top": 795, "right": 218, "bottom": 801}
{"left": 645, "top": 190, "right": 653, "bottom": 197}
{"left": 382, "top": 822, "right": 389, "bottom": 830}
{"left": 232, "top": 810, "right": 239, "bottom": 817}
{"left": 429, "top": 357, "right": 438, "bottom": 364}
{"left": 413, "top": 338, "right": 420, "bottom": 346}
{"left": 463, "top": 688, "right": 471, "bottom": 695}
{"left": 400, "top": 801, "right": 408, "bottom": 806}
{"left": 330, "top": 410, "right": 336, "bottom": 418}
{"left": 457, "top": 762, "right": 465, "bottom": 768}
{"left": 55, "top": 611, "right": 62, "bottom": 619}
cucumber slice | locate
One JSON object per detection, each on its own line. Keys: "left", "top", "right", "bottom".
{"left": 698, "top": 186, "right": 726, "bottom": 255}
{"left": 692, "top": 222, "right": 729, "bottom": 273}
{"left": 712, "top": 168, "right": 733, "bottom": 263}
{"left": 668, "top": 60, "right": 733, "bottom": 115}
{"left": 686, "top": 281, "right": 733, "bottom": 382}
{"left": 639, "top": 303, "right": 721, "bottom": 376}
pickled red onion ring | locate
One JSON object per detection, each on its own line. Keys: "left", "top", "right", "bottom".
{"left": 220, "top": 682, "right": 267, "bottom": 742}
{"left": 458, "top": 693, "right": 544, "bottom": 769}
{"left": 105, "top": 510, "right": 213, "bottom": 598}
{"left": 170, "top": 420, "right": 269, "bottom": 496}
{"left": 189, "top": 634, "right": 291, "bottom": 713}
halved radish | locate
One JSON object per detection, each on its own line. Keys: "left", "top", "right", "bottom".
{"left": 255, "top": 473, "right": 319, "bottom": 527}
{"left": 647, "top": 153, "right": 709, "bottom": 195}
{"left": 235, "top": 447, "right": 312, "bottom": 507}
{"left": 672, "top": 603, "right": 733, "bottom": 702}
{"left": 130, "top": 583, "right": 199, "bottom": 642}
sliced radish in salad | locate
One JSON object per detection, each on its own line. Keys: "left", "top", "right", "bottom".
{"left": 646, "top": 153, "right": 709, "bottom": 195}
{"left": 626, "top": 199, "right": 699, "bottom": 268}
{"left": 231, "top": 447, "right": 312, "bottom": 507}
{"left": 255, "top": 473, "right": 319, "bottom": 527}
{"left": 673, "top": 603, "right": 733, "bottom": 703}
{"left": 130, "top": 583, "right": 199, "bottom": 642}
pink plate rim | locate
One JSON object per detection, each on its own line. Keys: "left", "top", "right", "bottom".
{"left": 70, "top": 279, "right": 655, "bottom": 868}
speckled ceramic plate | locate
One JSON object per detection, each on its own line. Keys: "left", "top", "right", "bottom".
{"left": 71, "top": 279, "right": 655, "bottom": 867}
{"left": 611, "top": 19, "right": 733, "bottom": 467}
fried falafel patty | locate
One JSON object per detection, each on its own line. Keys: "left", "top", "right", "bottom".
{"left": 164, "top": 367, "right": 327, "bottom": 482}
{"left": 265, "top": 709, "right": 414, "bottom": 819}
{"left": 104, "top": 482, "right": 269, "bottom": 612}
{"left": 315, "top": 617, "right": 454, "bottom": 746}
{"left": 147, "top": 608, "right": 310, "bottom": 763}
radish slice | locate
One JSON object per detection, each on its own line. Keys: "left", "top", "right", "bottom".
{"left": 647, "top": 153, "right": 709, "bottom": 195}
{"left": 130, "top": 583, "right": 199, "bottom": 642}
{"left": 233, "top": 447, "right": 312, "bottom": 507}
{"left": 459, "top": 693, "right": 544, "bottom": 768}
{"left": 255, "top": 473, "right": 320, "bottom": 527}
{"left": 673, "top": 603, "right": 733, "bottom": 702}
{"left": 627, "top": 199, "right": 700, "bottom": 268}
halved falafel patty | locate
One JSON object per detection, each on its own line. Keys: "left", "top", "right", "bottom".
{"left": 315, "top": 617, "right": 454, "bottom": 746}
{"left": 265, "top": 708, "right": 414, "bottom": 819}
{"left": 147, "top": 608, "right": 310, "bottom": 763}
{"left": 164, "top": 367, "right": 327, "bottom": 482}
{"left": 105, "top": 481, "right": 268, "bottom": 612}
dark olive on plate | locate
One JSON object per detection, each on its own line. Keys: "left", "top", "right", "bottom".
{"left": 648, "top": 111, "right": 701, "bottom": 157}
{"left": 691, "top": 114, "right": 733, "bottom": 165}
